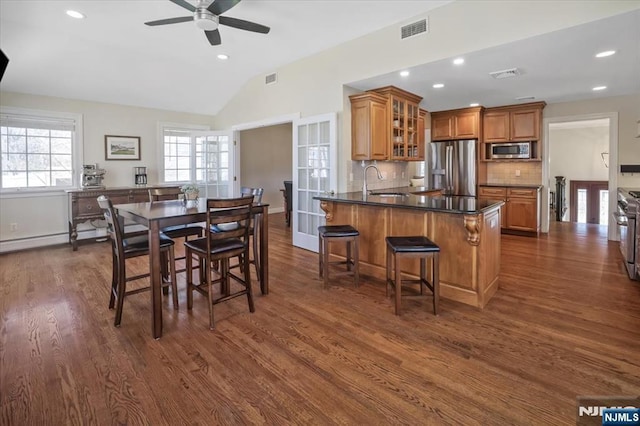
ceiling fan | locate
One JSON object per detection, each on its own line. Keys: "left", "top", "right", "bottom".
{"left": 144, "top": 0, "right": 270, "bottom": 46}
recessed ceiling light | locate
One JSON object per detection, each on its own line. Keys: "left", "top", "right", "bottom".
{"left": 217, "top": 54, "right": 229, "bottom": 60}
{"left": 592, "top": 86, "right": 607, "bottom": 91}
{"left": 469, "top": 103, "right": 479, "bottom": 107}
{"left": 66, "top": 10, "right": 85, "bottom": 19}
{"left": 595, "top": 50, "right": 616, "bottom": 58}
{"left": 453, "top": 58, "right": 464, "bottom": 65}
{"left": 399, "top": 70, "right": 410, "bottom": 77}
{"left": 432, "top": 83, "right": 444, "bottom": 89}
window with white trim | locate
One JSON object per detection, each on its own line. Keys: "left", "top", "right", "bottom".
{"left": 160, "top": 123, "right": 209, "bottom": 183}
{"left": 1, "top": 109, "right": 81, "bottom": 191}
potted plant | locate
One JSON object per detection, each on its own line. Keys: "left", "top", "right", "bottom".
{"left": 181, "top": 184, "right": 200, "bottom": 200}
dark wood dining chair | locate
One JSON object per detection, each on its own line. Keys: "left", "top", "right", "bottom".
{"left": 184, "top": 196, "right": 255, "bottom": 330}
{"left": 97, "top": 195, "right": 178, "bottom": 327}
{"left": 240, "top": 186, "right": 264, "bottom": 281}
{"left": 283, "top": 180, "right": 292, "bottom": 227}
{"left": 149, "top": 187, "right": 204, "bottom": 271}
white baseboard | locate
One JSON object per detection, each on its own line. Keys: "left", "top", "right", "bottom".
{"left": 0, "top": 228, "right": 108, "bottom": 253}
{"left": 0, "top": 233, "right": 70, "bottom": 253}
{"left": 0, "top": 211, "right": 286, "bottom": 253}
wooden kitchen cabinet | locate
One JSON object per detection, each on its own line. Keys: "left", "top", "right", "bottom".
{"left": 483, "top": 102, "right": 546, "bottom": 143}
{"left": 430, "top": 107, "right": 483, "bottom": 141}
{"left": 478, "top": 185, "right": 540, "bottom": 235}
{"left": 418, "top": 108, "right": 427, "bottom": 153}
{"left": 478, "top": 186, "right": 506, "bottom": 229}
{"left": 373, "top": 86, "right": 424, "bottom": 161}
{"left": 349, "top": 91, "right": 389, "bottom": 160}
{"left": 349, "top": 86, "right": 424, "bottom": 161}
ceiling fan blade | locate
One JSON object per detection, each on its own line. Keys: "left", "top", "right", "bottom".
{"left": 145, "top": 16, "right": 194, "bottom": 26}
{"left": 219, "top": 16, "right": 270, "bottom": 34}
{"left": 207, "top": 0, "right": 242, "bottom": 16}
{"left": 169, "top": 0, "right": 196, "bottom": 12}
{"left": 205, "top": 29, "right": 222, "bottom": 46}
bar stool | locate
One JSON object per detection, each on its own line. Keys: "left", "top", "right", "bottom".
{"left": 318, "top": 225, "right": 360, "bottom": 289}
{"left": 385, "top": 236, "right": 440, "bottom": 316}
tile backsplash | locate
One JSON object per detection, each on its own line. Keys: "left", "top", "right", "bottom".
{"left": 347, "top": 161, "right": 409, "bottom": 192}
{"left": 486, "top": 162, "right": 541, "bottom": 185}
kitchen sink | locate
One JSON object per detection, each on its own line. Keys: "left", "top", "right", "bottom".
{"left": 368, "top": 191, "right": 409, "bottom": 197}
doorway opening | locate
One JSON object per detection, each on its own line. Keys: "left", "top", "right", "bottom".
{"left": 542, "top": 112, "right": 618, "bottom": 240}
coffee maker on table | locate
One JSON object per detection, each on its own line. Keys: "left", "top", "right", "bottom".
{"left": 81, "top": 164, "right": 106, "bottom": 189}
{"left": 134, "top": 167, "right": 147, "bottom": 186}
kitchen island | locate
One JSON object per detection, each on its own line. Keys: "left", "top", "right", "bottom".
{"left": 314, "top": 188, "right": 503, "bottom": 308}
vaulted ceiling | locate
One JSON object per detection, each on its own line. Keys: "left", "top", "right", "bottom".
{"left": 1, "top": 1, "right": 638, "bottom": 116}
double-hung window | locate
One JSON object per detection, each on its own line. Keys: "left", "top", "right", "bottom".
{"left": 1, "top": 107, "right": 82, "bottom": 191}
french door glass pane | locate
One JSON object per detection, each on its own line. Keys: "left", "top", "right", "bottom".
{"left": 599, "top": 190, "right": 608, "bottom": 225}
{"left": 577, "top": 189, "right": 587, "bottom": 223}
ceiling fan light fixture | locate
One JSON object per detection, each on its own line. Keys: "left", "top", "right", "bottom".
{"left": 194, "top": 10, "right": 218, "bottom": 31}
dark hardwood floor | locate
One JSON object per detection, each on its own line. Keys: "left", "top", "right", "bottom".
{"left": 1, "top": 214, "right": 639, "bottom": 425}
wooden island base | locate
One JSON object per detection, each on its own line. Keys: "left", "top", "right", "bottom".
{"left": 320, "top": 201, "right": 502, "bottom": 308}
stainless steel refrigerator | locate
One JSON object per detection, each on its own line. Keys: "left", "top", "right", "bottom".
{"left": 427, "top": 139, "right": 477, "bottom": 196}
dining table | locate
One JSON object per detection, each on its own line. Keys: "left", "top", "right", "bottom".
{"left": 114, "top": 199, "right": 269, "bottom": 339}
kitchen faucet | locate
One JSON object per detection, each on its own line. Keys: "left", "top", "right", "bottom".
{"left": 362, "top": 164, "right": 383, "bottom": 196}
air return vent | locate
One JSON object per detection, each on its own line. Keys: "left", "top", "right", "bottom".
{"left": 489, "top": 68, "right": 521, "bottom": 79}
{"left": 265, "top": 72, "right": 277, "bottom": 85}
{"left": 401, "top": 18, "right": 428, "bottom": 39}
{"left": 515, "top": 96, "right": 535, "bottom": 101}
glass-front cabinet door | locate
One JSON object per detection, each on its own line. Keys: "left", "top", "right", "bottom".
{"left": 406, "top": 102, "right": 420, "bottom": 159}
{"left": 391, "top": 97, "right": 405, "bottom": 158}
{"left": 376, "top": 86, "right": 422, "bottom": 161}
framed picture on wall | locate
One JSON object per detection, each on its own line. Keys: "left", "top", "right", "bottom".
{"left": 105, "top": 135, "right": 141, "bottom": 160}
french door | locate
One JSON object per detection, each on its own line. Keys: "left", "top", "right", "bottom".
{"left": 292, "top": 113, "right": 337, "bottom": 252}
{"left": 192, "top": 131, "right": 235, "bottom": 198}
{"left": 570, "top": 180, "right": 608, "bottom": 225}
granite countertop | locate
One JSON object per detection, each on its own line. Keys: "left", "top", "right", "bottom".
{"left": 314, "top": 187, "right": 504, "bottom": 215}
{"left": 480, "top": 183, "right": 543, "bottom": 189}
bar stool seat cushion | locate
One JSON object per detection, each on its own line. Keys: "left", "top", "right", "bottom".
{"left": 184, "top": 237, "right": 245, "bottom": 256}
{"left": 122, "top": 233, "right": 174, "bottom": 254}
{"left": 386, "top": 236, "right": 440, "bottom": 253}
{"left": 319, "top": 225, "right": 360, "bottom": 238}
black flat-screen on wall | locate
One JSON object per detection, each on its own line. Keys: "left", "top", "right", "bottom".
{"left": 0, "top": 49, "right": 9, "bottom": 82}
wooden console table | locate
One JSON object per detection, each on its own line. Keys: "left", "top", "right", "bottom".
{"left": 66, "top": 185, "right": 180, "bottom": 251}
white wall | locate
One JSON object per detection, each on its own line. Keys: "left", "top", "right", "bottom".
{"left": 239, "top": 123, "right": 292, "bottom": 211}
{"left": 545, "top": 94, "right": 640, "bottom": 188}
{"left": 213, "top": 1, "right": 638, "bottom": 192}
{"left": 0, "top": 92, "right": 213, "bottom": 251}
{"left": 549, "top": 125, "right": 609, "bottom": 220}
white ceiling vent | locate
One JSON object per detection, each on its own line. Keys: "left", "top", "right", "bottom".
{"left": 401, "top": 18, "right": 428, "bottom": 40}
{"left": 515, "top": 95, "right": 536, "bottom": 101}
{"left": 489, "top": 68, "right": 521, "bottom": 79}
{"left": 265, "top": 72, "right": 277, "bottom": 85}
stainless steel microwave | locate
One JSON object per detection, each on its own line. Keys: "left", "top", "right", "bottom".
{"left": 490, "top": 142, "right": 531, "bottom": 159}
